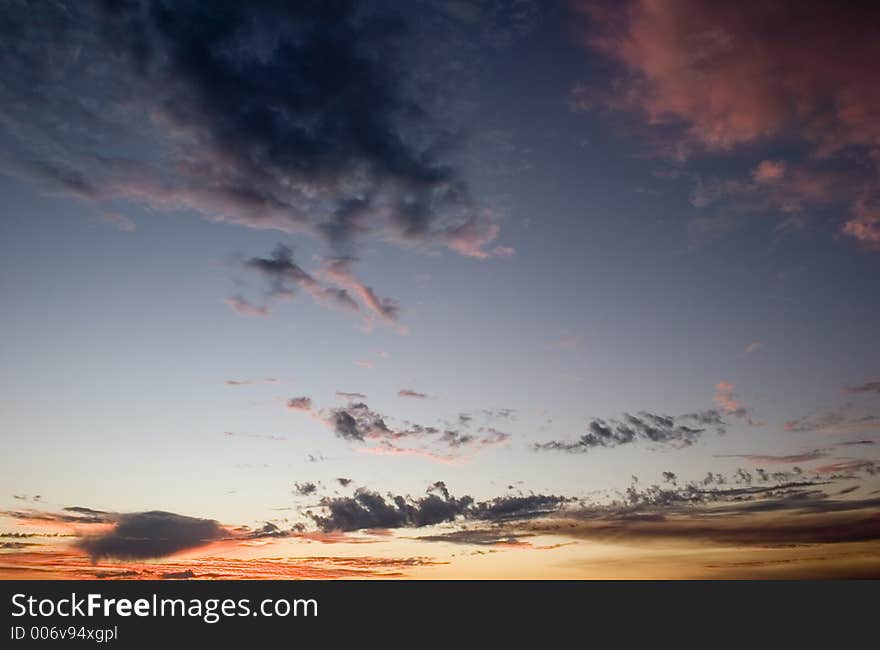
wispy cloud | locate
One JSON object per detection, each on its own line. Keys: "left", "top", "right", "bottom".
{"left": 534, "top": 410, "right": 723, "bottom": 453}
{"left": 398, "top": 389, "right": 430, "bottom": 399}
{"left": 575, "top": 0, "right": 880, "bottom": 250}
{"left": 845, "top": 380, "right": 880, "bottom": 395}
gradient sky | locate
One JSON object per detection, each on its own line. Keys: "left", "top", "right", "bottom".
{"left": 1, "top": 0, "right": 879, "bottom": 579}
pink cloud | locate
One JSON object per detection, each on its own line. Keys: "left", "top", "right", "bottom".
{"left": 224, "top": 296, "right": 269, "bottom": 318}
{"left": 713, "top": 381, "right": 742, "bottom": 412}
{"left": 358, "top": 443, "right": 461, "bottom": 465}
{"left": 437, "top": 211, "right": 514, "bottom": 260}
{"left": 98, "top": 211, "right": 136, "bottom": 232}
{"left": 843, "top": 197, "right": 880, "bottom": 249}
{"left": 577, "top": 0, "right": 880, "bottom": 156}
{"left": 319, "top": 258, "right": 406, "bottom": 332}
{"left": 712, "top": 381, "right": 759, "bottom": 426}
{"left": 545, "top": 333, "right": 583, "bottom": 350}
{"left": 577, "top": 0, "right": 880, "bottom": 249}
{"left": 690, "top": 162, "right": 856, "bottom": 215}
{"left": 752, "top": 161, "right": 786, "bottom": 184}
{"left": 813, "top": 459, "right": 879, "bottom": 476}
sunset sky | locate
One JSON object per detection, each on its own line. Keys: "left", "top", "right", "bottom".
{"left": 1, "top": 0, "right": 879, "bottom": 579}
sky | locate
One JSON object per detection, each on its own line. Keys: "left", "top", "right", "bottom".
{"left": 1, "top": 0, "right": 879, "bottom": 579}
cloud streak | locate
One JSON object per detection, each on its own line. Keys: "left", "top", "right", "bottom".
{"left": 534, "top": 410, "right": 720, "bottom": 453}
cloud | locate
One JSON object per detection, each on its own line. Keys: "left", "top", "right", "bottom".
{"left": 745, "top": 342, "right": 764, "bottom": 354}
{"left": 717, "top": 450, "right": 828, "bottom": 465}
{"left": 843, "top": 197, "right": 880, "bottom": 249}
{"left": 415, "top": 529, "right": 533, "bottom": 546}
{"left": 522, "top": 496, "right": 880, "bottom": 551}
{"left": 98, "top": 212, "right": 136, "bottom": 232}
{"left": 336, "top": 391, "right": 367, "bottom": 400}
{"left": 309, "top": 484, "right": 566, "bottom": 532}
{"left": 687, "top": 163, "right": 862, "bottom": 224}
{"left": 293, "top": 482, "right": 318, "bottom": 497}
{"left": 0, "top": 546, "right": 445, "bottom": 579}
{"left": 784, "top": 410, "right": 880, "bottom": 434}
{"left": 286, "top": 396, "right": 314, "bottom": 412}
{"left": 544, "top": 333, "right": 583, "bottom": 350}
{"left": 0, "top": 3, "right": 511, "bottom": 324}
{"left": 577, "top": 0, "right": 880, "bottom": 155}
{"left": 224, "top": 431, "right": 286, "bottom": 442}
{"left": 223, "top": 297, "right": 270, "bottom": 318}
{"left": 319, "top": 256, "right": 402, "bottom": 327}
{"left": 234, "top": 244, "right": 406, "bottom": 328}
{"left": 77, "top": 511, "right": 226, "bottom": 560}
{"left": 398, "top": 389, "right": 430, "bottom": 399}
{"left": 576, "top": 0, "right": 880, "bottom": 249}
{"left": 845, "top": 380, "right": 880, "bottom": 395}
{"left": 1, "top": 506, "right": 115, "bottom": 527}
{"left": 813, "top": 459, "right": 880, "bottom": 477}
{"left": 322, "top": 401, "right": 511, "bottom": 460}
{"left": 534, "top": 410, "right": 715, "bottom": 453}
{"left": 713, "top": 381, "right": 758, "bottom": 425}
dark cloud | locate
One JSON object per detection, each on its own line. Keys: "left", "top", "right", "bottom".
{"left": 716, "top": 450, "right": 828, "bottom": 465}
{"left": 784, "top": 410, "right": 880, "bottom": 434}
{"left": 329, "top": 403, "right": 388, "bottom": 442}
{"left": 0, "top": 506, "right": 115, "bottom": 525}
{"left": 160, "top": 569, "right": 196, "bottom": 580}
{"left": 845, "top": 381, "right": 880, "bottom": 395}
{"left": 526, "top": 500, "right": 880, "bottom": 549}
{"left": 398, "top": 389, "right": 429, "bottom": 399}
{"left": 680, "top": 409, "right": 728, "bottom": 434}
{"left": 286, "top": 396, "right": 314, "bottom": 412}
{"left": 534, "top": 411, "right": 712, "bottom": 453}
{"left": 77, "top": 511, "right": 225, "bottom": 560}
{"left": 0, "top": 0, "right": 510, "bottom": 326}
{"left": 336, "top": 391, "right": 367, "bottom": 400}
{"left": 323, "top": 401, "right": 510, "bottom": 458}
{"left": 336, "top": 478, "right": 354, "bottom": 487}
{"left": 469, "top": 494, "right": 569, "bottom": 522}
{"left": 308, "top": 485, "right": 566, "bottom": 533}
{"left": 416, "top": 529, "right": 533, "bottom": 546}
{"left": 237, "top": 246, "right": 401, "bottom": 327}
{"left": 293, "top": 482, "right": 318, "bottom": 497}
